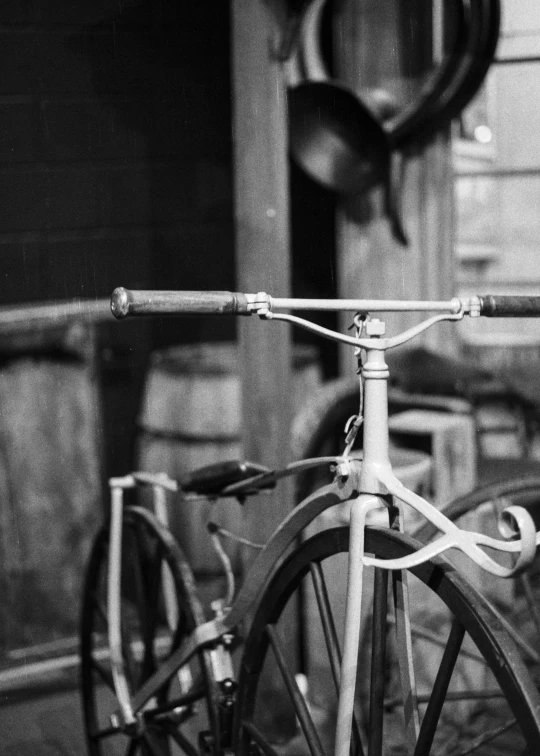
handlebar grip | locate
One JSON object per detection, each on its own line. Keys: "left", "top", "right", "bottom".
{"left": 479, "top": 295, "right": 540, "bottom": 317}
{"left": 110, "top": 288, "right": 251, "bottom": 319}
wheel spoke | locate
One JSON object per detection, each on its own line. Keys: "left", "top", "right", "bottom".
{"left": 142, "top": 725, "right": 170, "bottom": 756}
{"left": 93, "top": 595, "right": 109, "bottom": 628}
{"left": 518, "top": 572, "right": 540, "bottom": 648}
{"left": 122, "top": 528, "right": 150, "bottom": 688}
{"left": 385, "top": 687, "right": 507, "bottom": 711}
{"left": 413, "top": 617, "right": 465, "bottom": 756}
{"left": 141, "top": 544, "right": 165, "bottom": 681}
{"left": 391, "top": 568, "right": 420, "bottom": 749}
{"left": 491, "top": 595, "right": 540, "bottom": 665}
{"left": 450, "top": 716, "right": 517, "bottom": 756}
{"left": 125, "top": 737, "right": 141, "bottom": 756}
{"left": 265, "top": 624, "right": 326, "bottom": 756}
{"left": 309, "top": 562, "right": 341, "bottom": 689}
{"left": 388, "top": 616, "right": 485, "bottom": 664}
{"left": 91, "top": 656, "right": 115, "bottom": 689}
{"left": 368, "top": 567, "right": 388, "bottom": 756}
{"left": 91, "top": 723, "right": 123, "bottom": 741}
{"left": 132, "top": 530, "right": 151, "bottom": 647}
{"left": 162, "top": 721, "right": 199, "bottom": 756}
{"left": 149, "top": 678, "right": 206, "bottom": 716}
{"left": 120, "top": 606, "right": 141, "bottom": 689}
{"left": 309, "top": 563, "right": 365, "bottom": 756}
{"left": 241, "top": 720, "right": 284, "bottom": 756}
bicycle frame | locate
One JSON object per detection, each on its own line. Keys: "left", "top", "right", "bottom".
{"left": 105, "top": 293, "right": 540, "bottom": 753}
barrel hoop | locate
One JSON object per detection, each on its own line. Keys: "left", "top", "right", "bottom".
{"left": 137, "top": 423, "right": 240, "bottom": 444}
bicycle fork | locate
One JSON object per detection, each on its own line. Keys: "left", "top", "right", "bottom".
{"left": 334, "top": 494, "right": 419, "bottom": 756}
{"left": 334, "top": 339, "right": 419, "bottom": 756}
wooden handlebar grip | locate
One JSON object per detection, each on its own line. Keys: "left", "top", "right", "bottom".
{"left": 110, "top": 288, "right": 250, "bottom": 318}
{"left": 479, "top": 295, "right": 540, "bottom": 317}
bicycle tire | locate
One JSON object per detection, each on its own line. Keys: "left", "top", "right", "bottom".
{"left": 234, "top": 525, "right": 540, "bottom": 755}
{"left": 80, "top": 505, "right": 220, "bottom": 756}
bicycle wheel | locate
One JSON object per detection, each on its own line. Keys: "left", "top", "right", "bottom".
{"left": 234, "top": 525, "right": 540, "bottom": 755}
{"left": 80, "top": 505, "right": 220, "bottom": 756}
{"left": 414, "top": 476, "right": 540, "bottom": 679}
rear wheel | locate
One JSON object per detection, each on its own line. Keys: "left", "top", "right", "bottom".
{"left": 80, "top": 506, "right": 219, "bottom": 755}
{"left": 235, "top": 525, "right": 540, "bottom": 755}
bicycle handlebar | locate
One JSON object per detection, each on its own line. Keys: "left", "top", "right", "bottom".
{"left": 111, "top": 287, "right": 540, "bottom": 319}
{"left": 111, "top": 287, "right": 251, "bottom": 318}
{"left": 478, "top": 295, "right": 540, "bottom": 317}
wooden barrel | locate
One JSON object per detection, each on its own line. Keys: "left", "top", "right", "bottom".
{"left": 0, "top": 323, "right": 103, "bottom": 660}
{"left": 136, "top": 342, "right": 321, "bottom": 574}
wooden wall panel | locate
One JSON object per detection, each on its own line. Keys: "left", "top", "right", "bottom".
{"left": 0, "top": 101, "right": 37, "bottom": 162}
{"left": 0, "top": 2, "right": 236, "bottom": 668}
{"left": 0, "top": 220, "right": 235, "bottom": 304}
{"left": 334, "top": 0, "right": 456, "bottom": 370}
{"left": 0, "top": 324, "right": 103, "bottom": 660}
{"left": 36, "top": 95, "right": 230, "bottom": 161}
{"left": 0, "top": 0, "right": 143, "bottom": 26}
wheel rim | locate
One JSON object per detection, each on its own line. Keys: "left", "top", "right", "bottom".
{"left": 235, "top": 525, "right": 540, "bottom": 756}
{"left": 80, "top": 508, "right": 218, "bottom": 756}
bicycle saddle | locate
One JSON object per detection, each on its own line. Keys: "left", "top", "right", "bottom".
{"left": 179, "top": 459, "right": 275, "bottom": 496}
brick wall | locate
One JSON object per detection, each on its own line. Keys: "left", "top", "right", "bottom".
{"left": 0, "top": 1, "right": 234, "bottom": 340}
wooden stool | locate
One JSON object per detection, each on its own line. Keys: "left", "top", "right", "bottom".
{"left": 388, "top": 409, "right": 477, "bottom": 507}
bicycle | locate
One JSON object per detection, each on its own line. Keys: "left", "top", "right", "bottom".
{"left": 289, "top": 354, "right": 540, "bottom": 682}
{"left": 80, "top": 287, "right": 540, "bottom": 756}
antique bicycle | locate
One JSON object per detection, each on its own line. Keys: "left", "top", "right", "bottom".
{"left": 80, "top": 288, "right": 540, "bottom": 756}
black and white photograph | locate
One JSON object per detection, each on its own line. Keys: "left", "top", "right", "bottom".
{"left": 1, "top": 2, "right": 540, "bottom": 754}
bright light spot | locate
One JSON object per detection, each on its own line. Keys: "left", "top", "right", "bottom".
{"left": 474, "top": 125, "right": 492, "bottom": 144}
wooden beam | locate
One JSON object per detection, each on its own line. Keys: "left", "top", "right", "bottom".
{"left": 231, "top": 7, "right": 298, "bottom": 736}
{"left": 231, "top": 1, "right": 293, "bottom": 543}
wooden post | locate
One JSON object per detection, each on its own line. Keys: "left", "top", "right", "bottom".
{"left": 334, "top": 0, "right": 456, "bottom": 373}
{"left": 231, "top": 0, "right": 293, "bottom": 546}
{"left": 231, "top": 2, "right": 297, "bottom": 737}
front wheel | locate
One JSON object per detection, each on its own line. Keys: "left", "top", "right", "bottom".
{"left": 235, "top": 525, "right": 540, "bottom": 755}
